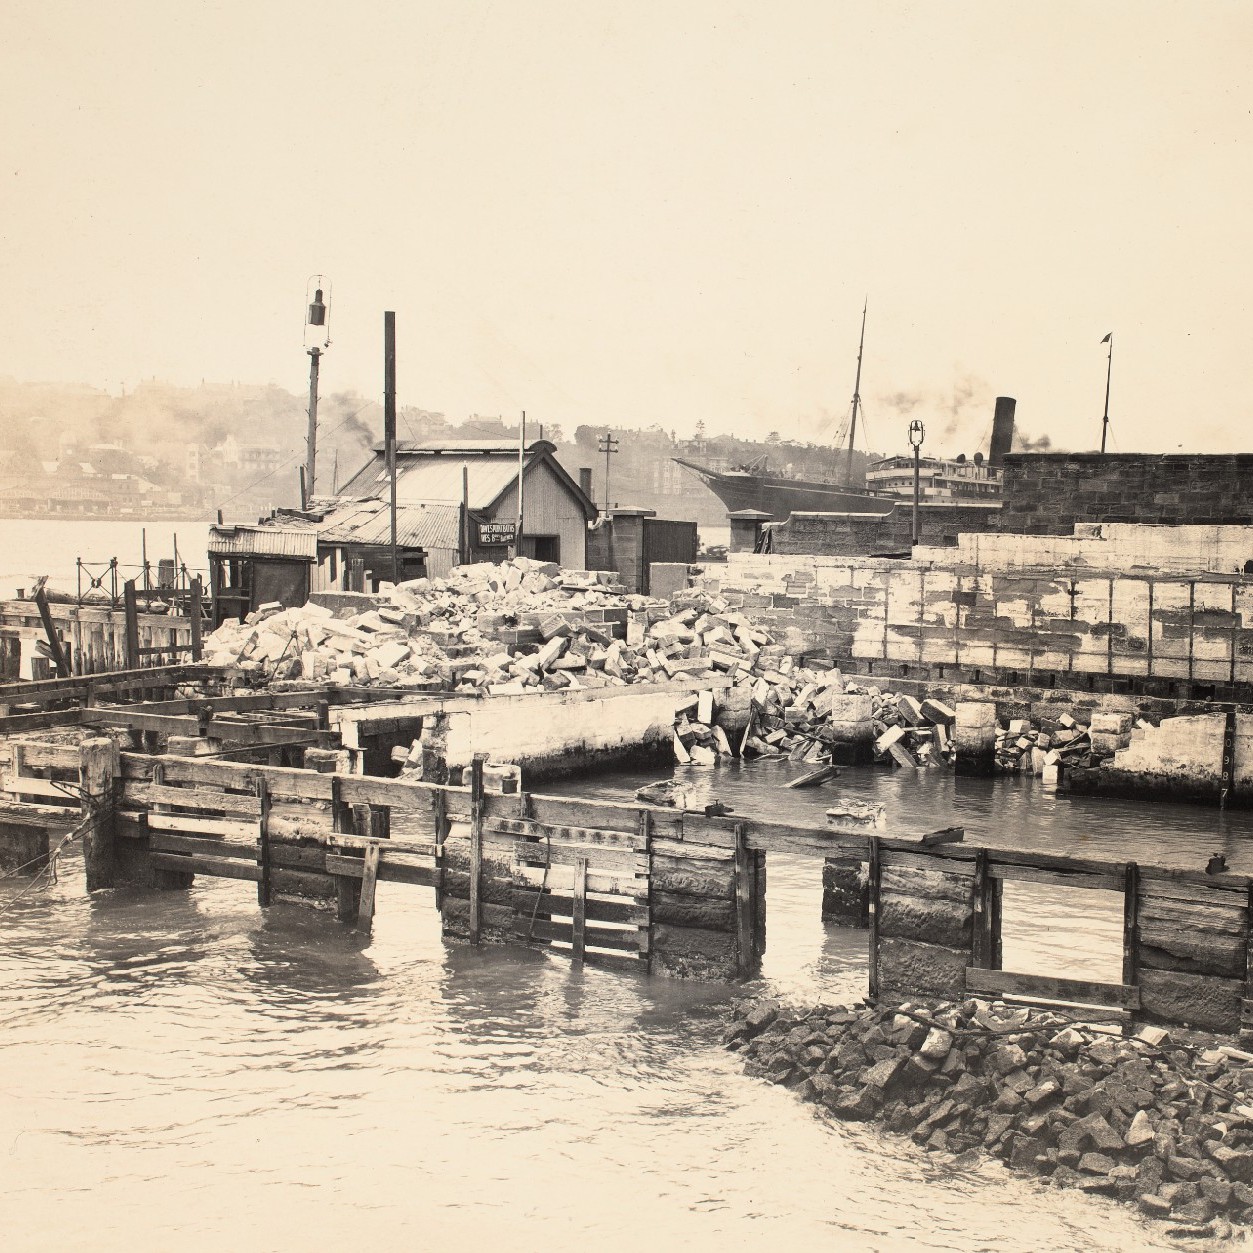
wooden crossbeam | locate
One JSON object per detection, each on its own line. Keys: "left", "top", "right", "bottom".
{"left": 965, "top": 967, "right": 1140, "bottom": 1010}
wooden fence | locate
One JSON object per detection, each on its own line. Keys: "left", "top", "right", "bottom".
{"left": 822, "top": 833, "right": 1253, "bottom": 1038}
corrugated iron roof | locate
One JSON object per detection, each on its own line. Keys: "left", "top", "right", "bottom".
{"left": 312, "top": 498, "right": 461, "bottom": 550}
{"left": 208, "top": 525, "right": 318, "bottom": 559}
{"left": 342, "top": 451, "right": 525, "bottom": 509}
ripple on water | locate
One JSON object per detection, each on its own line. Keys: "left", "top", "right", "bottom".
{"left": 0, "top": 761, "right": 1210, "bottom": 1251}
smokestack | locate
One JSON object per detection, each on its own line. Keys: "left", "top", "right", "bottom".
{"left": 579, "top": 467, "right": 594, "bottom": 499}
{"left": 988, "top": 396, "right": 1016, "bottom": 466}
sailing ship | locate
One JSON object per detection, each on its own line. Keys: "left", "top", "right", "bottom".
{"left": 674, "top": 308, "right": 1009, "bottom": 522}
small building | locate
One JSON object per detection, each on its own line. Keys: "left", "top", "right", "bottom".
{"left": 207, "top": 525, "right": 318, "bottom": 626}
{"left": 586, "top": 507, "right": 699, "bottom": 593}
{"left": 339, "top": 439, "right": 597, "bottom": 569}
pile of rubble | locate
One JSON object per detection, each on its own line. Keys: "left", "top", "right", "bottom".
{"left": 869, "top": 692, "right": 957, "bottom": 768}
{"left": 994, "top": 711, "right": 1139, "bottom": 777}
{"left": 728, "top": 995, "right": 1253, "bottom": 1240}
{"left": 203, "top": 559, "right": 652, "bottom": 689}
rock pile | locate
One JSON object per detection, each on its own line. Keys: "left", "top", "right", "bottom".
{"left": 868, "top": 691, "right": 957, "bottom": 768}
{"left": 203, "top": 558, "right": 654, "bottom": 689}
{"left": 994, "top": 711, "right": 1139, "bottom": 777}
{"left": 728, "top": 995, "right": 1253, "bottom": 1239}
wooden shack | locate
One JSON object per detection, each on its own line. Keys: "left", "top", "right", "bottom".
{"left": 339, "top": 439, "right": 597, "bottom": 572}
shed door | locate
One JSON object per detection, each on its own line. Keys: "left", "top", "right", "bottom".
{"left": 252, "top": 559, "right": 311, "bottom": 610}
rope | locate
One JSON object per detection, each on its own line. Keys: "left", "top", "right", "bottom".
{"left": 0, "top": 800, "right": 112, "bottom": 914}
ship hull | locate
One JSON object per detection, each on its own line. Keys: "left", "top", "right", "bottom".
{"left": 673, "top": 459, "right": 896, "bottom": 522}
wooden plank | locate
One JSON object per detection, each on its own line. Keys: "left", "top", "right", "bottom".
{"left": 965, "top": 967, "right": 1141, "bottom": 1010}
{"left": 734, "top": 823, "right": 753, "bottom": 976}
{"left": 512, "top": 862, "right": 648, "bottom": 899}
{"left": 433, "top": 786, "right": 448, "bottom": 909}
{"left": 146, "top": 812, "right": 259, "bottom": 841}
{"left": 486, "top": 815, "right": 648, "bottom": 851}
{"left": 3, "top": 772, "right": 76, "bottom": 800}
{"left": 1139, "top": 878, "right": 1252, "bottom": 906}
{"left": 0, "top": 663, "right": 222, "bottom": 704}
{"left": 880, "top": 849, "right": 977, "bottom": 877}
{"left": 10, "top": 741, "right": 82, "bottom": 770}
{"left": 151, "top": 851, "right": 261, "bottom": 882}
{"left": 990, "top": 863, "right": 1124, "bottom": 892}
{"left": 571, "top": 856, "right": 588, "bottom": 966}
{"left": 1123, "top": 862, "right": 1140, "bottom": 993}
{"left": 149, "top": 832, "right": 258, "bottom": 860}
{"left": 326, "top": 832, "right": 435, "bottom": 858}
{"left": 1138, "top": 898, "right": 1248, "bottom": 934}
{"left": 510, "top": 888, "right": 648, "bottom": 925}
{"left": 469, "top": 756, "right": 484, "bottom": 946}
{"left": 868, "top": 836, "right": 881, "bottom": 1000}
{"left": 356, "top": 843, "right": 381, "bottom": 935}
{"left": 480, "top": 829, "right": 648, "bottom": 875}
{"left": 144, "top": 784, "right": 263, "bottom": 817}
{"left": 256, "top": 777, "right": 271, "bottom": 908}
{"left": 516, "top": 916, "right": 644, "bottom": 954}
{"left": 325, "top": 852, "right": 437, "bottom": 888}
{"left": 120, "top": 753, "right": 335, "bottom": 802}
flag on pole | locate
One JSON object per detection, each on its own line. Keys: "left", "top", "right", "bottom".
{"left": 1100, "top": 333, "right": 1112, "bottom": 343}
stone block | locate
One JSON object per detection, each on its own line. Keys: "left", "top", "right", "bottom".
{"left": 1138, "top": 968, "right": 1243, "bottom": 1033}
{"left": 877, "top": 936, "right": 969, "bottom": 999}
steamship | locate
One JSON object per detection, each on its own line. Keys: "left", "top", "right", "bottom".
{"left": 672, "top": 304, "right": 1017, "bottom": 522}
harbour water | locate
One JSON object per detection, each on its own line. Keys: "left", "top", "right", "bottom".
{"left": 5, "top": 758, "right": 1249, "bottom": 1251}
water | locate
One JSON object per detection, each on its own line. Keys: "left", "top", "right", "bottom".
{"left": 0, "top": 518, "right": 212, "bottom": 600}
{"left": 5, "top": 759, "right": 1242, "bottom": 1251}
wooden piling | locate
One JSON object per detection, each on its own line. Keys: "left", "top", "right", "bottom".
{"left": 867, "top": 835, "right": 881, "bottom": 999}
{"left": 733, "top": 823, "right": 753, "bottom": 976}
{"left": 1122, "top": 861, "right": 1140, "bottom": 998}
{"left": 255, "top": 777, "right": 271, "bottom": 907}
{"left": 80, "top": 737, "right": 118, "bottom": 891}
{"left": 469, "top": 755, "right": 485, "bottom": 946}
{"left": 357, "top": 842, "right": 380, "bottom": 935}
{"left": 571, "top": 855, "right": 588, "bottom": 966}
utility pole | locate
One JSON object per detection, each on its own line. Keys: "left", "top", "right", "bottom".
{"left": 516, "top": 410, "right": 526, "bottom": 556}
{"left": 384, "top": 311, "right": 398, "bottom": 584}
{"left": 303, "top": 278, "right": 331, "bottom": 505}
{"left": 597, "top": 432, "right": 619, "bottom": 514}
{"left": 1100, "top": 332, "right": 1113, "bottom": 454}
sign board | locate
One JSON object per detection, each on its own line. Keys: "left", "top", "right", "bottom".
{"left": 475, "top": 520, "right": 517, "bottom": 546}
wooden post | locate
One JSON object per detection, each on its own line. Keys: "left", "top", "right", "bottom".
{"left": 357, "top": 842, "right": 380, "bottom": 936}
{"left": 189, "top": 577, "right": 203, "bottom": 662}
{"left": 733, "top": 822, "right": 754, "bottom": 976}
{"left": 80, "top": 737, "right": 118, "bottom": 891}
{"left": 256, "top": 776, "right": 271, "bottom": 907}
{"left": 972, "top": 848, "right": 992, "bottom": 968}
{"left": 33, "top": 585, "right": 70, "bottom": 677}
{"left": 1243, "top": 884, "right": 1253, "bottom": 1044}
{"left": 638, "top": 808, "right": 653, "bottom": 973}
{"left": 1222, "top": 706, "right": 1237, "bottom": 807}
{"left": 469, "top": 755, "right": 486, "bottom": 946}
{"left": 433, "top": 787, "right": 448, "bottom": 909}
{"left": 123, "top": 580, "right": 140, "bottom": 671}
{"left": 867, "top": 835, "right": 882, "bottom": 999}
{"left": 331, "top": 776, "right": 359, "bottom": 923}
{"left": 571, "top": 855, "right": 588, "bottom": 967}
{"left": 1122, "top": 862, "right": 1140, "bottom": 1003}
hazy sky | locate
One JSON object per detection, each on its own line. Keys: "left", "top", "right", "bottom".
{"left": 4, "top": 2, "right": 1251, "bottom": 456}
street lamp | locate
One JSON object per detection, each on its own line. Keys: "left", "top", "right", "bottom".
{"left": 303, "top": 276, "right": 332, "bottom": 506}
{"left": 908, "top": 419, "right": 925, "bottom": 546}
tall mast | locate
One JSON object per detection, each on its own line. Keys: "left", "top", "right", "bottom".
{"left": 845, "top": 300, "right": 867, "bottom": 484}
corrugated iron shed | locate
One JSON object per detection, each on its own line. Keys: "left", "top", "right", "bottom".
{"left": 208, "top": 525, "right": 318, "bottom": 559}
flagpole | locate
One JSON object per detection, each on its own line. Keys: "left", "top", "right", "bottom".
{"left": 1100, "top": 333, "right": 1113, "bottom": 454}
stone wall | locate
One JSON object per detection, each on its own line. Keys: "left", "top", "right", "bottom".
{"left": 919, "top": 523, "right": 1253, "bottom": 577}
{"left": 769, "top": 504, "right": 1001, "bottom": 557}
{"left": 999, "top": 453, "right": 1253, "bottom": 535}
{"left": 695, "top": 552, "right": 1253, "bottom": 693}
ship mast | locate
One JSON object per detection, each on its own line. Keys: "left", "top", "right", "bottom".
{"left": 845, "top": 300, "right": 867, "bottom": 485}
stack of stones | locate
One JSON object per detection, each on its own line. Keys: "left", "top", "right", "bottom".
{"left": 727, "top": 996, "right": 1253, "bottom": 1239}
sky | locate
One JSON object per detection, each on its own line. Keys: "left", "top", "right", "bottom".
{"left": 3, "top": 1, "right": 1252, "bottom": 458}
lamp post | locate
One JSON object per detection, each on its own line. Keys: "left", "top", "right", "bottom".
{"left": 303, "top": 276, "right": 332, "bottom": 506}
{"left": 908, "top": 419, "right": 925, "bottom": 546}
{"left": 1099, "top": 332, "right": 1113, "bottom": 454}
